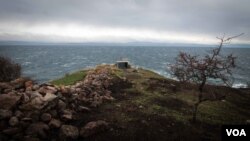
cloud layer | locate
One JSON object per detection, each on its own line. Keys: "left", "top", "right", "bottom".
{"left": 0, "top": 0, "right": 249, "bottom": 44}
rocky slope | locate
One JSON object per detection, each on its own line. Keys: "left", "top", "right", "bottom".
{"left": 0, "top": 65, "right": 250, "bottom": 141}
{"left": 0, "top": 65, "right": 128, "bottom": 141}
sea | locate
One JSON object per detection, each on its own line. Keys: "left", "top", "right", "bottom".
{"left": 0, "top": 44, "right": 249, "bottom": 88}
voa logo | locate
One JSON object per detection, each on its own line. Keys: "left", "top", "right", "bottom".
{"left": 226, "top": 129, "right": 246, "bottom": 136}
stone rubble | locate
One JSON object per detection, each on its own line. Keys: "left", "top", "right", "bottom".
{"left": 0, "top": 65, "right": 124, "bottom": 140}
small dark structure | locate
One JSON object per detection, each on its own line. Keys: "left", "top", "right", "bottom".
{"left": 116, "top": 61, "right": 129, "bottom": 69}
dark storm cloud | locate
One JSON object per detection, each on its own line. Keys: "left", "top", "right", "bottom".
{"left": 0, "top": 0, "right": 249, "bottom": 42}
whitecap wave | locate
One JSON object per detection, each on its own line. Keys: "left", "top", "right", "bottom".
{"left": 232, "top": 83, "right": 248, "bottom": 88}
{"left": 23, "top": 61, "right": 32, "bottom": 65}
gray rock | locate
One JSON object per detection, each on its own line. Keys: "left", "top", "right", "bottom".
{"left": 14, "top": 110, "right": 23, "bottom": 118}
{"left": 32, "top": 84, "right": 40, "bottom": 91}
{"left": 102, "top": 95, "right": 115, "bottom": 102}
{"left": 25, "top": 87, "right": 33, "bottom": 92}
{"left": 25, "top": 122, "right": 49, "bottom": 139}
{"left": 38, "top": 87, "right": 47, "bottom": 95}
{"left": 10, "top": 78, "right": 26, "bottom": 89}
{"left": 25, "top": 91, "right": 42, "bottom": 98}
{"left": 0, "top": 109, "right": 12, "bottom": 119}
{"left": 19, "top": 96, "right": 44, "bottom": 110}
{"left": 46, "top": 86, "right": 58, "bottom": 94}
{"left": 21, "top": 117, "right": 32, "bottom": 121}
{"left": 49, "top": 119, "right": 61, "bottom": 128}
{"left": 41, "top": 113, "right": 52, "bottom": 122}
{"left": 0, "top": 93, "right": 21, "bottom": 110}
{"left": 61, "top": 109, "right": 73, "bottom": 121}
{"left": 24, "top": 80, "right": 33, "bottom": 89}
{"left": 70, "top": 88, "right": 76, "bottom": 94}
{"left": 57, "top": 100, "right": 66, "bottom": 111}
{"left": 59, "top": 125, "right": 79, "bottom": 140}
{"left": 49, "top": 110, "right": 58, "bottom": 117}
{"left": 60, "top": 86, "right": 71, "bottom": 95}
{"left": 0, "top": 82, "right": 13, "bottom": 91}
{"left": 43, "top": 93, "right": 57, "bottom": 101}
{"left": 2, "top": 127, "right": 21, "bottom": 135}
{"left": 9, "top": 116, "right": 19, "bottom": 126}
{"left": 78, "top": 106, "right": 91, "bottom": 112}
{"left": 20, "top": 93, "right": 30, "bottom": 103}
{"left": 19, "top": 93, "right": 57, "bottom": 111}
{"left": 90, "top": 100, "right": 102, "bottom": 108}
{"left": 80, "top": 120, "right": 108, "bottom": 137}
{"left": 3, "top": 88, "right": 12, "bottom": 93}
{"left": 139, "top": 105, "right": 143, "bottom": 109}
{"left": 75, "top": 88, "right": 81, "bottom": 93}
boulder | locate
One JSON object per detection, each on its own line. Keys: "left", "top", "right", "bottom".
{"left": 39, "top": 86, "right": 57, "bottom": 95}
{"left": 2, "top": 127, "right": 21, "bottom": 135}
{"left": 80, "top": 120, "right": 108, "bottom": 137}
{"left": 78, "top": 106, "right": 91, "bottom": 112}
{"left": 14, "top": 110, "right": 23, "bottom": 118}
{"left": 38, "top": 87, "right": 47, "bottom": 95}
{"left": 90, "top": 100, "right": 102, "bottom": 108}
{"left": 25, "top": 91, "right": 42, "bottom": 99}
{"left": 19, "top": 96, "right": 45, "bottom": 110}
{"left": 25, "top": 80, "right": 33, "bottom": 89}
{"left": 41, "top": 113, "right": 52, "bottom": 122}
{"left": 59, "top": 125, "right": 79, "bottom": 140}
{"left": 25, "top": 86, "right": 33, "bottom": 91}
{"left": 0, "top": 82, "right": 13, "bottom": 92}
{"left": 75, "top": 88, "right": 81, "bottom": 93}
{"left": 49, "top": 118, "right": 61, "bottom": 128}
{"left": 32, "top": 84, "right": 40, "bottom": 90}
{"left": 9, "top": 116, "right": 19, "bottom": 126}
{"left": 57, "top": 100, "right": 67, "bottom": 111}
{"left": 43, "top": 93, "right": 57, "bottom": 102}
{"left": 10, "top": 77, "right": 27, "bottom": 89}
{"left": 20, "top": 93, "right": 30, "bottom": 103}
{"left": 21, "top": 117, "right": 33, "bottom": 121}
{"left": 0, "top": 93, "right": 21, "bottom": 110}
{"left": 60, "top": 86, "right": 70, "bottom": 94}
{"left": 25, "top": 122, "right": 49, "bottom": 139}
{"left": 19, "top": 93, "right": 57, "bottom": 111}
{"left": 3, "top": 88, "right": 13, "bottom": 93}
{"left": 61, "top": 109, "right": 73, "bottom": 121}
{"left": 49, "top": 110, "right": 58, "bottom": 117}
{"left": 0, "top": 109, "right": 12, "bottom": 120}
{"left": 46, "top": 86, "right": 58, "bottom": 94}
{"left": 102, "top": 95, "right": 115, "bottom": 102}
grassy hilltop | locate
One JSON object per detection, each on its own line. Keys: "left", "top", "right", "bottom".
{"left": 50, "top": 65, "right": 250, "bottom": 141}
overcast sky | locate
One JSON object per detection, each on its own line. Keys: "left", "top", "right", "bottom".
{"left": 0, "top": 0, "right": 249, "bottom": 44}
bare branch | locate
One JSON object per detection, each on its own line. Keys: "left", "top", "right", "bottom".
{"left": 225, "top": 33, "right": 244, "bottom": 41}
{"left": 170, "top": 34, "right": 242, "bottom": 122}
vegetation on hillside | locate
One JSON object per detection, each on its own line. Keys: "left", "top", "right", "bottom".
{"left": 170, "top": 34, "right": 243, "bottom": 122}
{"left": 0, "top": 56, "right": 21, "bottom": 82}
{"left": 49, "top": 65, "right": 250, "bottom": 141}
{"left": 50, "top": 70, "right": 88, "bottom": 85}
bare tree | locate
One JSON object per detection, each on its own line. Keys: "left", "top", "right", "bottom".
{"left": 170, "top": 33, "right": 243, "bottom": 122}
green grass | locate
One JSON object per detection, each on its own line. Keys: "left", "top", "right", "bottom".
{"left": 49, "top": 65, "right": 250, "bottom": 140}
{"left": 113, "top": 68, "right": 125, "bottom": 78}
{"left": 51, "top": 66, "right": 250, "bottom": 125}
{"left": 50, "top": 70, "right": 88, "bottom": 85}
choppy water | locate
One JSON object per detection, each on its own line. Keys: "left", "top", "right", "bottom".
{"left": 0, "top": 45, "right": 250, "bottom": 88}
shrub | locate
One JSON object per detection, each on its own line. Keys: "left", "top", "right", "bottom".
{"left": 170, "top": 33, "right": 243, "bottom": 122}
{"left": 0, "top": 56, "right": 21, "bottom": 82}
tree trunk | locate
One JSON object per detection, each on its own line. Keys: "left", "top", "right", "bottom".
{"left": 192, "top": 102, "right": 199, "bottom": 122}
{"left": 192, "top": 79, "right": 206, "bottom": 123}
